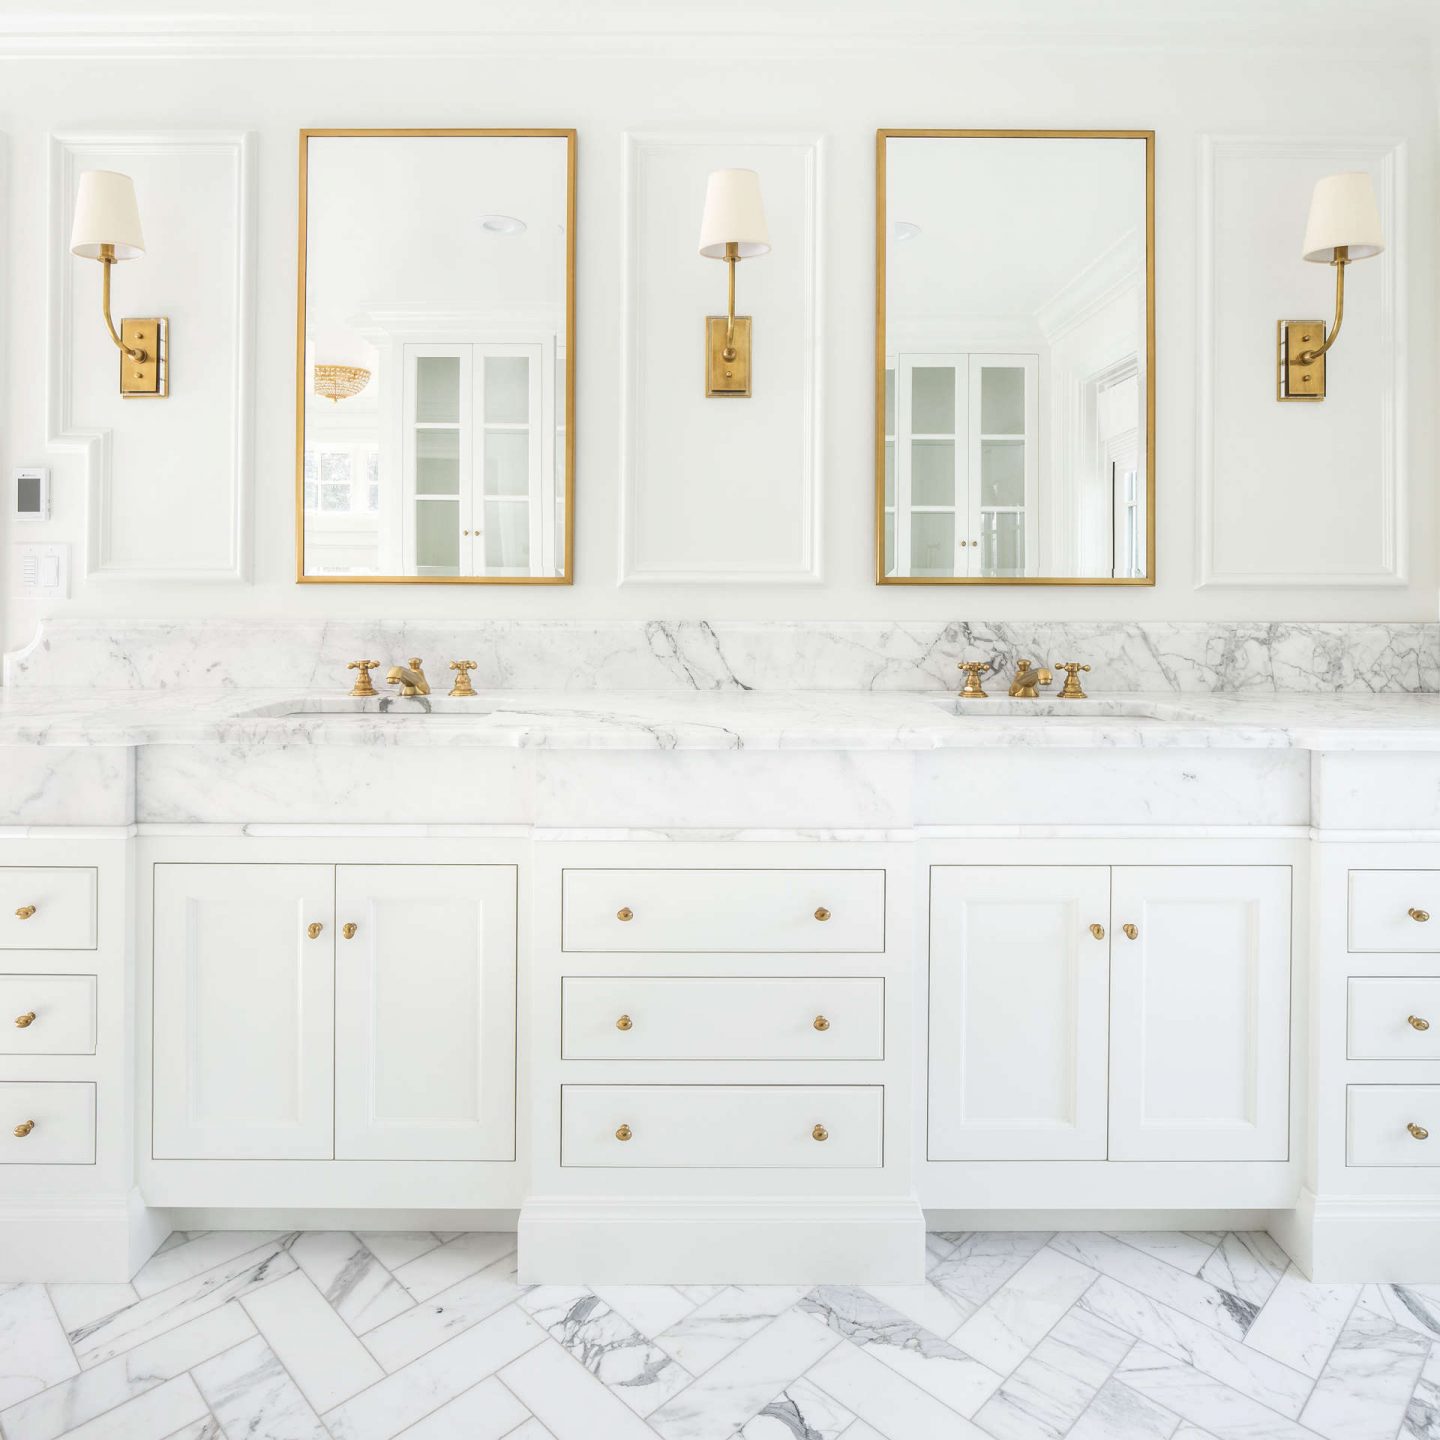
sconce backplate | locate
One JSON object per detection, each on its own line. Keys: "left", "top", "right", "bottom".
{"left": 120, "top": 317, "right": 169, "bottom": 398}
{"left": 705, "top": 315, "right": 752, "bottom": 398}
{"left": 1277, "top": 318, "right": 1325, "bottom": 402}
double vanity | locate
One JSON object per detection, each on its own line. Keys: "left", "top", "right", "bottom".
{"left": 2, "top": 619, "right": 1440, "bottom": 1285}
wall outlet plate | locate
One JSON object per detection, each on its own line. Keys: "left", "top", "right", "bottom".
{"left": 13, "top": 543, "right": 68, "bottom": 599}
{"left": 14, "top": 467, "right": 50, "bottom": 521}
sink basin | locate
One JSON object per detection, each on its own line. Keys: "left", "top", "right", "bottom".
{"left": 924, "top": 696, "right": 1196, "bottom": 720}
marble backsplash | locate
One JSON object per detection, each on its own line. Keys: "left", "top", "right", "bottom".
{"left": 5, "top": 617, "right": 1440, "bottom": 694}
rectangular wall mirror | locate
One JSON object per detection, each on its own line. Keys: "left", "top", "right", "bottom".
{"left": 876, "top": 130, "right": 1154, "bottom": 585}
{"left": 296, "top": 129, "right": 575, "bottom": 583}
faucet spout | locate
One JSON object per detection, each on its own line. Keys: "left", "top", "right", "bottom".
{"left": 385, "top": 658, "right": 430, "bottom": 697}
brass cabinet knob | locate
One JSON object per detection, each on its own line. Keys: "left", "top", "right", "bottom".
{"left": 814, "top": 907, "right": 831, "bottom": 922}
{"left": 342, "top": 923, "right": 358, "bottom": 940}
{"left": 307, "top": 922, "right": 324, "bottom": 939}
{"left": 1090, "top": 923, "right": 1106, "bottom": 940}
{"left": 1409, "top": 1015, "right": 1431, "bottom": 1031}
{"left": 14, "top": 907, "right": 36, "bottom": 920}
{"left": 616, "top": 907, "right": 634, "bottom": 922}
{"left": 812, "top": 1124, "right": 829, "bottom": 1142}
{"left": 615, "top": 1014, "right": 633, "bottom": 1031}
{"left": 13, "top": 1120, "right": 33, "bottom": 1138}
{"left": 1409, "top": 1122, "right": 1430, "bottom": 1140}
{"left": 813, "top": 1015, "right": 830, "bottom": 1032}
{"left": 615, "top": 1124, "right": 633, "bottom": 1142}
{"left": 1122, "top": 924, "right": 1139, "bottom": 940}
{"left": 13, "top": 1012, "right": 35, "bottom": 1029}
{"left": 1410, "top": 908, "right": 1431, "bottom": 923}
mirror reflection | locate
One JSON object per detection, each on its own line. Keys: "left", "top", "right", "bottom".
{"left": 298, "top": 130, "right": 574, "bottom": 582}
{"left": 877, "top": 131, "right": 1153, "bottom": 584}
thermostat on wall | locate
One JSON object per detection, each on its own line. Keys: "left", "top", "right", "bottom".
{"left": 14, "top": 467, "right": 50, "bottom": 522}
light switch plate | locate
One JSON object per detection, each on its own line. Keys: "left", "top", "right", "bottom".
{"left": 13, "top": 543, "right": 68, "bottom": 599}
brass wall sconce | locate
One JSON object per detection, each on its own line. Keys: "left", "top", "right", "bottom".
{"left": 698, "top": 168, "right": 770, "bottom": 397}
{"left": 70, "top": 170, "right": 168, "bottom": 398}
{"left": 1277, "top": 171, "right": 1383, "bottom": 402}
{"left": 313, "top": 364, "right": 372, "bottom": 403}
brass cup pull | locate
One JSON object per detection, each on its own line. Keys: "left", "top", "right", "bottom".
{"left": 615, "top": 1124, "right": 633, "bottom": 1142}
{"left": 307, "top": 922, "right": 324, "bottom": 939}
{"left": 617, "top": 907, "right": 634, "bottom": 922}
{"left": 13, "top": 1120, "right": 33, "bottom": 1138}
{"left": 14, "top": 907, "right": 36, "bottom": 920}
{"left": 812, "top": 1124, "right": 829, "bottom": 1142}
{"left": 14, "top": 1012, "right": 35, "bottom": 1029}
{"left": 1411, "top": 909, "right": 1432, "bottom": 923}
{"left": 1122, "top": 924, "right": 1139, "bottom": 940}
{"left": 813, "top": 1015, "right": 830, "bottom": 1032}
{"left": 814, "top": 907, "right": 831, "bottom": 922}
{"left": 1409, "top": 1122, "right": 1430, "bottom": 1140}
{"left": 342, "top": 923, "right": 358, "bottom": 940}
{"left": 1090, "top": 923, "right": 1106, "bottom": 940}
{"left": 616, "top": 1014, "right": 633, "bottom": 1031}
{"left": 1409, "top": 1015, "right": 1431, "bottom": 1032}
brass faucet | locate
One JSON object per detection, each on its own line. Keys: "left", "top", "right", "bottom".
{"left": 1055, "top": 662, "right": 1091, "bottom": 699}
{"left": 385, "top": 657, "right": 430, "bottom": 697}
{"left": 957, "top": 661, "right": 991, "bottom": 699}
{"left": 1008, "top": 660, "right": 1053, "bottom": 699}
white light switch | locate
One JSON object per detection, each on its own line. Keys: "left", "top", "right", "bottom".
{"left": 13, "top": 543, "right": 68, "bottom": 599}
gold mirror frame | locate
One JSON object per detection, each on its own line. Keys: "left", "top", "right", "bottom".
{"left": 295, "top": 127, "right": 577, "bottom": 586}
{"left": 874, "top": 128, "right": 1155, "bottom": 586}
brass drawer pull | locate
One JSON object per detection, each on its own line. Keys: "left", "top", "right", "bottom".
{"left": 812, "top": 1124, "right": 829, "bottom": 1142}
{"left": 814, "top": 907, "right": 831, "bottom": 922}
{"left": 616, "top": 907, "right": 633, "bottom": 922}
{"left": 13, "top": 1120, "right": 33, "bottom": 1138}
{"left": 1410, "top": 908, "right": 1431, "bottom": 923}
{"left": 615, "top": 1014, "right": 633, "bottom": 1031}
{"left": 1090, "top": 923, "right": 1106, "bottom": 940}
{"left": 14, "top": 907, "right": 36, "bottom": 921}
{"left": 1122, "top": 924, "right": 1139, "bottom": 940}
{"left": 342, "top": 923, "right": 358, "bottom": 940}
{"left": 1409, "top": 1015, "right": 1431, "bottom": 1032}
{"left": 307, "top": 922, "right": 324, "bottom": 939}
{"left": 1408, "top": 1122, "right": 1430, "bottom": 1140}
{"left": 813, "top": 1015, "right": 830, "bottom": 1032}
{"left": 615, "top": 1124, "right": 633, "bottom": 1142}
{"left": 14, "top": 1012, "right": 35, "bottom": 1029}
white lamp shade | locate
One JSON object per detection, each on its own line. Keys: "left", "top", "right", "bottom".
{"left": 1301, "top": 171, "right": 1383, "bottom": 263}
{"left": 698, "top": 168, "right": 770, "bottom": 259}
{"left": 70, "top": 170, "right": 145, "bottom": 261}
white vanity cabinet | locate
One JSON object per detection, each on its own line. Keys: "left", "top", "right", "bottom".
{"left": 928, "top": 861, "right": 1292, "bottom": 1165}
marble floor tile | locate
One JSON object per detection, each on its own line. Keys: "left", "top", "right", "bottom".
{"left": 382, "top": 1375, "right": 528, "bottom": 1440}
{"left": 1239, "top": 1266, "right": 1359, "bottom": 1378}
{"left": 54, "top": 1374, "right": 210, "bottom": 1440}
{"left": 499, "top": 1337, "right": 659, "bottom": 1440}
{"left": 1300, "top": 1300, "right": 1431, "bottom": 1440}
{"left": 806, "top": 1339, "right": 988, "bottom": 1439}
{"left": 354, "top": 1234, "right": 442, "bottom": 1272}
{"left": 592, "top": 1284, "right": 701, "bottom": 1341}
{"left": 191, "top": 1335, "right": 326, "bottom": 1440}
{"left": 391, "top": 1233, "right": 516, "bottom": 1303}
{"left": 1066, "top": 1377, "right": 1181, "bottom": 1440}
{"left": 0, "top": 1285, "right": 79, "bottom": 1407}
{"left": 736, "top": 1376, "right": 853, "bottom": 1440}
{"left": 1403, "top": 1340, "right": 1440, "bottom": 1439}
{"left": 1111, "top": 1232, "right": 1222, "bottom": 1276}
{"left": 499, "top": 1423, "right": 557, "bottom": 1440}
{"left": 949, "top": 1247, "right": 1097, "bottom": 1376}
{"left": 924, "top": 1234, "right": 1052, "bottom": 1317}
{"left": 1196, "top": 1234, "right": 1291, "bottom": 1312}
{"left": 45, "top": 1284, "right": 140, "bottom": 1334}
{"left": 163, "top": 1418, "right": 222, "bottom": 1440}
{"left": 131, "top": 1234, "right": 284, "bottom": 1300}
{"left": 653, "top": 1287, "right": 810, "bottom": 1377}
{"left": 1363, "top": 1283, "right": 1440, "bottom": 1344}
{"left": 860, "top": 1280, "right": 974, "bottom": 1344}
{"left": 289, "top": 1232, "right": 414, "bottom": 1336}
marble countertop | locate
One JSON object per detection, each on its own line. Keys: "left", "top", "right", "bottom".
{"left": 2, "top": 686, "right": 1440, "bottom": 752}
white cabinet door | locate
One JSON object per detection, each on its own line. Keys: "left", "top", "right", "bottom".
{"left": 334, "top": 865, "right": 516, "bottom": 1160}
{"left": 928, "top": 866, "right": 1111, "bottom": 1160}
{"left": 153, "top": 865, "right": 334, "bottom": 1159}
{"left": 1109, "top": 866, "right": 1290, "bottom": 1162}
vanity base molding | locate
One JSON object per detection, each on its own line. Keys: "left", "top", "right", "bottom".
{"left": 518, "top": 1196, "right": 925, "bottom": 1286}
{"left": 0, "top": 1188, "right": 167, "bottom": 1284}
{"left": 1270, "top": 1188, "right": 1440, "bottom": 1283}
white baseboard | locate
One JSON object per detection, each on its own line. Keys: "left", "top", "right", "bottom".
{"left": 0, "top": 1190, "right": 168, "bottom": 1283}
{"left": 166, "top": 1207, "right": 521, "bottom": 1232}
{"left": 1278, "top": 1189, "right": 1440, "bottom": 1283}
{"left": 519, "top": 1196, "right": 926, "bottom": 1285}
{"left": 924, "top": 1207, "right": 1276, "bottom": 1234}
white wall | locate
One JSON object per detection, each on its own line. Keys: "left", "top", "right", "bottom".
{"left": 1, "top": 0, "right": 1436, "bottom": 654}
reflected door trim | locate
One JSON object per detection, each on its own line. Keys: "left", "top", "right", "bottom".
{"left": 874, "top": 129, "right": 1155, "bottom": 586}
{"left": 294, "top": 128, "right": 576, "bottom": 585}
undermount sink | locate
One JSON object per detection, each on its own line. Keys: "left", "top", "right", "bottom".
{"left": 925, "top": 696, "right": 1196, "bottom": 720}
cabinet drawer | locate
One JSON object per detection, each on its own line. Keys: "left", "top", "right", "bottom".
{"left": 0, "top": 1082, "right": 95, "bottom": 1164}
{"left": 0, "top": 869, "right": 97, "bottom": 951}
{"left": 1348, "top": 978, "right": 1440, "bottom": 1059}
{"left": 562, "top": 977, "right": 884, "bottom": 1060}
{"left": 1349, "top": 872, "right": 1440, "bottom": 952}
{"left": 0, "top": 976, "right": 96, "bottom": 1055}
{"left": 562, "top": 869, "right": 885, "bottom": 953}
{"left": 1348, "top": 1086, "right": 1440, "bottom": 1166}
{"left": 561, "top": 1085, "right": 883, "bottom": 1167}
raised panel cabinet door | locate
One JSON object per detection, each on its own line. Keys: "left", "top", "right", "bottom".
{"left": 928, "top": 865, "right": 1111, "bottom": 1160}
{"left": 153, "top": 864, "right": 334, "bottom": 1159}
{"left": 334, "top": 865, "right": 517, "bottom": 1160}
{"left": 1109, "top": 865, "right": 1291, "bottom": 1162}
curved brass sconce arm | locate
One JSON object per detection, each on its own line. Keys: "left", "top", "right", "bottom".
{"left": 1294, "top": 246, "right": 1348, "bottom": 366}
{"left": 99, "top": 246, "right": 148, "bottom": 363}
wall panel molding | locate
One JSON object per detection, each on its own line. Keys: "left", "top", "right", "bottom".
{"left": 1195, "top": 134, "right": 1406, "bottom": 588}
{"left": 620, "top": 131, "right": 823, "bottom": 585}
{"left": 47, "top": 131, "right": 255, "bottom": 582}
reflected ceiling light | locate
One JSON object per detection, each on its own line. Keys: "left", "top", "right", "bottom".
{"left": 1277, "top": 171, "right": 1384, "bottom": 402}
{"left": 480, "top": 214, "right": 526, "bottom": 235}
{"left": 313, "top": 364, "right": 371, "bottom": 403}
{"left": 699, "top": 168, "right": 770, "bottom": 399}
{"left": 893, "top": 220, "right": 922, "bottom": 242}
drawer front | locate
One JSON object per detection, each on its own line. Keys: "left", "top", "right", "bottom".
{"left": 1348, "top": 978, "right": 1440, "bottom": 1060}
{"left": 562, "top": 977, "right": 884, "bottom": 1060}
{"left": 561, "top": 1085, "right": 883, "bottom": 1168}
{"left": 562, "top": 869, "right": 885, "bottom": 953}
{"left": 0, "top": 976, "right": 96, "bottom": 1055}
{"left": 0, "top": 869, "right": 97, "bottom": 951}
{"left": 1349, "top": 871, "right": 1440, "bottom": 952}
{"left": 1347, "top": 1085, "right": 1440, "bottom": 1166}
{"left": 0, "top": 1081, "right": 95, "bottom": 1164}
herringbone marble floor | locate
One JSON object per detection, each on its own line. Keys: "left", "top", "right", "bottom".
{"left": 1, "top": 1229, "right": 1436, "bottom": 1440}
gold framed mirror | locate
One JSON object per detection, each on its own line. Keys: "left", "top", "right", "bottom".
{"left": 296, "top": 128, "right": 576, "bottom": 584}
{"left": 876, "top": 129, "right": 1154, "bottom": 585}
